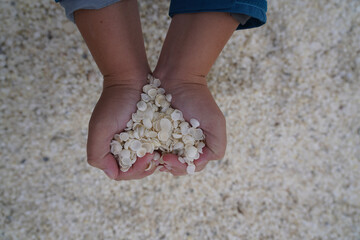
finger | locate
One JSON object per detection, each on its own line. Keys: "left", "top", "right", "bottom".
{"left": 193, "top": 147, "right": 214, "bottom": 172}
{"left": 87, "top": 153, "right": 120, "bottom": 179}
{"left": 163, "top": 153, "right": 187, "bottom": 171}
{"left": 115, "top": 153, "right": 153, "bottom": 180}
{"left": 158, "top": 166, "right": 170, "bottom": 172}
{"left": 162, "top": 153, "right": 188, "bottom": 176}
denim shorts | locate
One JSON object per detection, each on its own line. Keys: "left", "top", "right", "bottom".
{"left": 56, "top": 0, "right": 267, "bottom": 30}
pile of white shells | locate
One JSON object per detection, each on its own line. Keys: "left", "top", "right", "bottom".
{"left": 110, "top": 75, "right": 205, "bottom": 174}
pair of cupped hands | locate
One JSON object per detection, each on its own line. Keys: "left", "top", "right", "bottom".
{"left": 87, "top": 73, "right": 227, "bottom": 180}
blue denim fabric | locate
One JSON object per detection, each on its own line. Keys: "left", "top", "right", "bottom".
{"left": 55, "top": 0, "right": 267, "bottom": 30}
{"left": 169, "top": 0, "right": 267, "bottom": 30}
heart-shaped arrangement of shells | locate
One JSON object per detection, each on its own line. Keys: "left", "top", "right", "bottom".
{"left": 110, "top": 74, "right": 206, "bottom": 174}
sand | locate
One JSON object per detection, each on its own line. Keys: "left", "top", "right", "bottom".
{"left": 1, "top": 0, "right": 359, "bottom": 239}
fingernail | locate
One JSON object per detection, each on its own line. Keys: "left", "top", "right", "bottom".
{"left": 104, "top": 169, "right": 115, "bottom": 179}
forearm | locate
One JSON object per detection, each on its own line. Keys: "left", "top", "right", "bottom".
{"left": 153, "top": 12, "right": 239, "bottom": 85}
{"left": 74, "top": 0, "right": 149, "bottom": 87}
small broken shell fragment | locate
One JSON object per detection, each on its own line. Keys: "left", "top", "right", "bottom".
{"left": 190, "top": 118, "right": 200, "bottom": 128}
{"left": 136, "top": 147, "right": 147, "bottom": 158}
{"left": 119, "top": 132, "right": 129, "bottom": 142}
{"left": 171, "top": 110, "right": 183, "bottom": 121}
{"left": 182, "top": 135, "right": 195, "bottom": 145}
{"left": 158, "top": 131, "right": 170, "bottom": 142}
{"left": 172, "top": 133, "right": 182, "bottom": 139}
{"left": 186, "top": 164, "right": 196, "bottom": 174}
{"left": 157, "top": 88, "right": 165, "bottom": 94}
{"left": 178, "top": 156, "right": 185, "bottom": 164}
{"left": 165, "top": 94, "right": 172, "bottom": 102}
{"left": 120, "top": 149, "right": 131, "bottom": 159}
{"left": 130, "top": 140, "right": 142, "bottom": 151}
{"left": 160, "top": 118, "right": 172, "bottom": 131}
{"left": 193, "top": 129, "right": 204, "bottom": 140}
{"left": 141, "top": 93, "right": 151, "bottom": 102}
{"left": 148, "top": 88, "right": 157, "bottom": 99}
{"left": 142, "top": 143, "right": 154, "bottom": 153}
{"left": 153, "top": 78, "right": 161, "bottom": 87}
{"left": 137, "top": 101, "right": 147, "bottom": 111}
{"left": 144, "top": 161, "right": 154, "bottom": 171}
{"left": 143, "top": 118, "right": 152, "bottom": 129}
{"left": 143, "top": 84, "right": 153, "bottom": 93}
{"left": 120, "top": 166, "right": 131, "bottom": 172}
{"left": 153, "top": 152, "right": 161, "bottom": 161}
{"left": 110, "top": 140, "right": 122, "bottom": 154}
{"left": 185, "top": 145, "right": 198, "bottom": 158}
{"left": 122, "top": 157, "right": 132, "bottom": 166}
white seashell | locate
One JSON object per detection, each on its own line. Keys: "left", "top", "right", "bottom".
{"left": 178, "top": 156, "right": 185, "bottom": 164}
{"left": 148, "top": 89, "right": 157, "bottom": 99}
{"left": 190, "top": 118, "right": 200, "bottom": 128}
{"left": 185, "top": 145, "right": 197, "bottom": 158}
{"left": 194, "top": 152, "right": 200, "bottom": 160}
{"left": 119, "top": 132, "right": 129, "bottom": 141}
{"left": 134, "top": 124, "right": 145, "bottom": 137}
{"left": 157, "top": 88, "right": 165, "bottom": 94}
{"left": 197, "top": 142, "right": 205, "bottom": 154}
{"left": 143, "top": 118, "right": 152, "bottom": 129}
{"left": 110, "top": 140, "right": 122, "bottom": 154}
{"left": 122, "top": 157, "right": 132, "bottom": 166}
{"left": 155, "top": 94, "right": 166, "bottom": 107}
{"left": 171, "top": 110, "right": 183, "bottom": 121}
{"left": 144, "top": 161, "right": 153, "bottom": 171}
{"left": 158, "top": 131, "right": 169, "bottom": 142}
{"left": 137, "top": 101, "right": 147, "bottom": 111}
{"left": 165, "top": 108, "right": 174, "bottom": 115}
{"left": 153, "top": 78, "right": 161, "bottom": 87}
{"left": 172, "top": 133, "right": 182, "bottom": 139}
{"left": 130, "top": 140, "right": 142, "bottom": 151}
{"left": 120, "top": 149, "right": 131, "bottom": 159}
{"left": 120, "top": 166, "right": 131, "bottom": 172}
{"left": 153, "top": 152, "right": 161, "bottom": 161}
{"left": 180, "top": 122, "right": 189, "bottom": 135}
{"left": 114, "top": 134, "right": 121, "bottom": 142}
{"left": 141, "top": 93, "right": 151, "bottom": 102}
{"left": 142, "top": 143, "right": 154, "bottom": 153}
{"left": 188, "top": 128, "right": 196, "bottom": 137}
{"left": 160, "top": 118, "right": 172, "bottom": 131}
{"left": 193, "top": 129, "right": 204, "bottom": 140}
{"left": 136, "top": 147, "right": 147, "bottom": 158}
{"left": 165, "top": 94, "right": 172, "bottom": 102}
{"left": 182, "top": 135, "right": 195, "bottom": 145}
{"left": 186, "top": 164, "right": 196, "bottom": 175}
{"left": 147, "top": 74, "right": 154, "bottom": 83}
{"left": 173, "top": 141, "right": 184, "bottom": 150}
{"left": 146, "top": 131, "right": 158, "bottom": 138}
{"left": 132, "top": 113, "right": 143, "bottom": 122}
{"left": 142, "top": 84, "right": 153, "bottom": 93}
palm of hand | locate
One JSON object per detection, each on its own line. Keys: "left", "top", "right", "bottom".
{"left": 87, "top": 84, "right": 157, "bottom": 180}
{"left": 87, "top": 81, "right": 226, "bottom": 179}
{"left": 160, "top": 82, "right": 227, "bottom": 176}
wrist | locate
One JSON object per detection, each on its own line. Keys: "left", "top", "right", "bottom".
{"left": 102, "top": 70, "right": 150, "bottom": 90}
{"left": 152, "top": 68, "right": 207, "bottom": 91}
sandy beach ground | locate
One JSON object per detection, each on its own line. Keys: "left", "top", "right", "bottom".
{"left": 1, "top": 0, "right": 359, "bottom": 239}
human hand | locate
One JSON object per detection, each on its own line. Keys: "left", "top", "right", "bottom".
{"left": 86, "top": 78, "right": 159, "bottom": 180}
{"left": 158, "top": 78, "right": 227, "bottom": 176}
